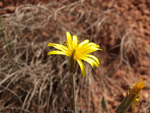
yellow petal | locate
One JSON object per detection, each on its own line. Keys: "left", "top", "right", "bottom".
{"left": 66, "top": 32, "right": 73, "bottom": 50}
{"left": 77, "top": 48, "right": 99, "bottom": 56}
{"left": 77, "top": 59, "right": 86, "bottom": 77}
{"left": 73, "top": 35, "right": 78, "bottom": 48}
{"left": 86, "top": 54, "right": 100, "bottom": 64}
{"left": 48, "top": 43, "right": 68, "bottom": 52}
{"left": 81, "top": 57, "right": 99, "bottom": 67}
{"left": 48, "top": 50, "right": 66, "bottom": 55}
{"left": 83, "top": 47, "right": 99, "bottom": 54}
{"left": 81, "top": 42, "right": 99, "bottom": 50}
{"left": 78, "top": 39, "right": 89, "bottom": 48}
{"left": 77, "top": 42, "right": 100, "bottom": 55}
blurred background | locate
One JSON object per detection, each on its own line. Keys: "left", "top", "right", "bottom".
{"left": 0, "top": 0, "right": 150, "bottom": 113}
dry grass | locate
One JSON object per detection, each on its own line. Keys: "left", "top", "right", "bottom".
{"left": 0, "top": 0, "right": 150, "bottom": 113}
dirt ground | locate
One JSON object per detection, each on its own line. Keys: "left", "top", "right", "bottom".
{"left": 0, "top": 0, "right": 150, "bottom": 113}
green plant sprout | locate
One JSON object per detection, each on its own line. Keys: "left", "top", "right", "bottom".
{"left": 116, "top": 79, "right": 145, "bottom": 113}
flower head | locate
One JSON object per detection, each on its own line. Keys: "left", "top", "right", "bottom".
{"left": 48, "top": 31, "right": 102, "bottom": 77}
{"left": 116, "top": 79, "right": 145, "bottom": 113}
{"left": 128, "top": 79, "right": 145, "bottom": 112}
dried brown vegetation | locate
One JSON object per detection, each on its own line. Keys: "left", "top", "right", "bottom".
{"left": 0, "top": 0, "right": 150, "bottom": 113}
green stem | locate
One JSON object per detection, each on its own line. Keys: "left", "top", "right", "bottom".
{"left": 71, "top": 73, "right": 76, "bottom": 113}
{"left": 116, "top": 94, "right": 135, "bottom": 113}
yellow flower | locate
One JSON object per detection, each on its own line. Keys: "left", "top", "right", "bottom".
{"left": 48, "top": 31, "right": 102, "bottom": 77}
{"left": 129, "top": 79, "right": 145, "bottom": 112}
